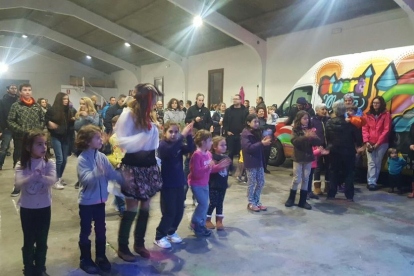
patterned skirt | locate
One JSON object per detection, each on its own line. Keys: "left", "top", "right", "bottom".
{"left": 120, "top": 164, "right": 163, "bottom": 200}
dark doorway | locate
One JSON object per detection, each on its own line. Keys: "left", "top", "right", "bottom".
{"left": 208, "top": 69, "right": 224, "bottom": 107}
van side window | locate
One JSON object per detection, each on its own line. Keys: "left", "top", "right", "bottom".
{"left": 279, "top": 86, "right": 313, "bottom": 117}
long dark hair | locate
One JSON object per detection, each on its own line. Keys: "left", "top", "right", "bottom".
{"left": 167, "top": 98, "right": 180, "bottom": 110}
{"left": 20, "top": 129, "right": 48, "bottom": 170}
{"left": 369, "top": 96, "right": 386, "bottom": 115}
{"left": 293, "top": 110, "right": 311, "bottom": 131}
{"left": 51, "top": 92, "right": 70, "bottom": 124}
{"left": 129, "top": 83, "right": 163, "bottom": 130}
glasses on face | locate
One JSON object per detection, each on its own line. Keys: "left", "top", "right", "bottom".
{"left": 373, "top": 102, "right": 381, "bottom": 105}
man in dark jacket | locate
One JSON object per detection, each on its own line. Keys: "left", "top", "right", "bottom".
{"left": 185, "top": 93, "right": 212, "bottom": 131}
{"left": 223, "top": 94, "right": 249, "bottom": 172}
{"left": 104, "top": 94, "right": 126, "bottom": 133}
{"left": 0, "top": 84, "right": 19, "bottom": 170}
{"left": 326, "top": 101, "right": 362, "bottom": 201}
{"left": 285, "top": 97, "right": 315, "bottom": 125}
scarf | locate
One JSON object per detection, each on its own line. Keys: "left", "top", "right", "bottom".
{"left": 20, "top": 96, "right": 35, "bottom": 107}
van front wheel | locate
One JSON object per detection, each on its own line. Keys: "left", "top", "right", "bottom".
{"left": 268, "top": 139, "right": 285, "bottom": 167}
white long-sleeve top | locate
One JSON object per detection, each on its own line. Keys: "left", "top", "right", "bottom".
{"left": 15, "top": 158, "right": 56, "bottom": 209}
{"left": 115, "top": 107, "right": 159, "bottom": 153}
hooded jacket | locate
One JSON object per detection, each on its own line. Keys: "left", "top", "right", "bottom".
{"left": 223, "top": 105, "right": 249, "bottom": 136}
{"left": 185, "top": 104, "right": 212, "bottom": 130}
{"left": 362, "top": 110, "right": 391, "bottom": 145}
{"left": 291, "top": 128, "right": 321, "bottom": 163}
{"left": 77, "top": 149, "right": 123, "bottom": 205}
{"left": 0, "top": 93, "right": 18, "bottom": 132}
{"left": 326, "top": 116, "right": 362, "bottom": 156}
{"left": 241, "top": 128, "right": 264, "bottom": 169}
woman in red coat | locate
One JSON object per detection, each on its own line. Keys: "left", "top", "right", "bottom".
{"left": 362, "top": 96, "right": 391, "bottom": 191}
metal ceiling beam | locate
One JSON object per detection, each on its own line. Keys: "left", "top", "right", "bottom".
{"left": 0, "top": 36, "right": 109, "bottom": 77}
{"left": 167, "top": 0, "right": 267, "bottom": 96}
{"left": 394, "top": 0, "right": 414, "bottom": 24}
{"left": 0, "top": 19, "right": 140, "bottom": 80}
{"left": 0, "top": 0, "right": 184, "bottom": 67}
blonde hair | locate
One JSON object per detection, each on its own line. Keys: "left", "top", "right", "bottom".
{"left": 76, "top": 97, "right": 97, "bottom": 119}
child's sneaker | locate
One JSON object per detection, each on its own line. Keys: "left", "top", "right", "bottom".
{"left": 200, "top": 226, "right": 212, "bottom": 236}
{"left": 60, "top": 178, "right": 67, "bottom": 186}
{"left": 247, "top": 203, "right": 260, "bottom": 212}
{"left": 10, "top": 187, "right": 20, "bottom": 197}
{"left": 167, "top": 233, "right": 183, "bottom": 243}
{"left": 53, "top": 180, "right": 64, "bottom": 190}
{"left": 154, "top": 237, "right": 172, "bottom": 249}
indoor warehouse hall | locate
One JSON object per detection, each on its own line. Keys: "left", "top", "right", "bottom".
{"left": 1, "top": 0, "right": 414, "bottom": 276}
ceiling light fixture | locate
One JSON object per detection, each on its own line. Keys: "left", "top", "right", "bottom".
{"left": 124, "top": 42, "right": 131, "bottom": 47}
{"left": 22, "top": 34, "right": 28, "bottom": 38}
{"left": 193, "top": 15, "right": 203, "bottom": 27}
{"left": 86, "top": 55, "right": 92, "bottom": 60}
{"left": 0, "top": 62, "right": 9, "bottom": 73}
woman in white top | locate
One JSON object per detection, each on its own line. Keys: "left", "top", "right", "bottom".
{"left": 115, "top": 83, "right": 163, "bottom": 262}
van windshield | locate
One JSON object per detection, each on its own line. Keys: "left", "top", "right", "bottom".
{"left": 279, "top": 86, "right": 313, "bottom": 117}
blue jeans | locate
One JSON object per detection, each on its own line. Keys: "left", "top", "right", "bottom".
{"left": 0, "top": 129, "right": 15, "bottom": 167}
{"left": 51, "top": 136, "right": 69, "bottom": 178}
{"left": 190, "top": 185, "right": 209, "bottom": 226}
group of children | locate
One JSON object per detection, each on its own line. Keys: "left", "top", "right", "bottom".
{"left": 15, "top": 97, "right": 410, "bottom": 275}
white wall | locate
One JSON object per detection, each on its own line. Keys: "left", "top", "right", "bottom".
{"left": 111, "top": 70, "right": 140, "bottom": 96}
{"left": 0, "top": 47, "right": 110, "bottom": 101}
{"left": 135, "top": 8, "right": 414, "bottom": 108}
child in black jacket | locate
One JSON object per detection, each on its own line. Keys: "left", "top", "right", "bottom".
{"left": 206, "top": 136, "right": 230, "bottom": 230}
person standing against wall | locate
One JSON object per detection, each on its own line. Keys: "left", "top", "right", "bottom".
{"left": 8, "top": 84, "right": 45, "bottom": 196}
{"left": 223, "top": 94, "right": 248, "bottom": 174}
{"left": 0, "top": 84, "right": 19, "bottom": 170}
{"left": 185, "top": 93, "right": 212, "bottom": 131}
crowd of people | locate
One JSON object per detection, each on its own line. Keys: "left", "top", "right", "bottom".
{"left": 1, "top": 83, "right": 413, "bottom": 276}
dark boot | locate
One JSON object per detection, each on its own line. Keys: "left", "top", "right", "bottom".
{"left": 22, "top": 247, "right": 35, "bottom": 276}
{"left": 95, "top": 241, "right": 111, "bottom": 273}
{"left": 298, "top": 190, "right": 312, "bottom": 210}
{"left": 79, "top": 242, "right": 99, "bottom": 274}
{"left": 133, "top": 209, "right": 150, "bottom": 259}
{"left": 34, "top": 245, "right": 48, "bottom": 276}
{"left": 118, "top": 211, "right": 137, "bottom": 262}
{"left": 285, "top": 189, "right": 296, "bottom": 207}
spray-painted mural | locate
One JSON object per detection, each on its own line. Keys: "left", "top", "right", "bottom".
{"left": 317, "top": 54, "right": 414, "bottom": 153}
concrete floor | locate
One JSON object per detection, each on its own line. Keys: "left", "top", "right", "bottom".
{"left": 1, "top": 155, "right": 414, "bottom": 276}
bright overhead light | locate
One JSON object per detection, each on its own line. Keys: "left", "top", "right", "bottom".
{"left": 193, "top": 15, "right": 203, "bottom": 27}
{"left": 0, "top": 62, "right": 9, "bottom": 73}
{"left": 86, "top": 55, "right": 92, "bottom": 60}
{"left": 124, "top": 42, "right": 131, "bottom": 47}
{"left": 22, "top": 34, "right": 28, "bottom": 38}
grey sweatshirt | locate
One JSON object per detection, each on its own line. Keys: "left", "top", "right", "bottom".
{"left": 77, "top": 149, "right": 123, "bottom": 205}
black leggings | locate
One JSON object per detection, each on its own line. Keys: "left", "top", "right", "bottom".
{"left": 207, "top": 188, "right": 227, "bottom": 216}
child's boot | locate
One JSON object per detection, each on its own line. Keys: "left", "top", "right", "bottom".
{"left": 408, "top": 182, "right": 414, "bottom": 198}
{"left": 205, "top": 216, "right": 215, "bottom": 229}
{"left": 298, "top": 190, "right": 312, "bottom": 210}
{"left": 118, "top": 211, "right": 137, "bottom": 262}
{"left": 34, "top": 244, "right": 49, "bottom": 276}
{"left": 134, "top": 209, "right": 151, "bottom": 259}
{"left": 285, "top": 189, "right": 296, "bottom": 207}
{"left": 216, "top": 215, "right": 224, "bottom": 231}
{"left": 96, "top": 241, "right": 111, "bottom": 273}
{"left": 79, "top": 242, "right": 99, "bottom": 274}
{"left": 314, "top": 181, "right": 322, "bottom": 195}
{"left": 22, "top": 247, "right": 35, "bottom": 276}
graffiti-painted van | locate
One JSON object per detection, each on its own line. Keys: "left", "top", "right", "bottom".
{"left": 269, "top": 45, "right": 414, "bottom": 167}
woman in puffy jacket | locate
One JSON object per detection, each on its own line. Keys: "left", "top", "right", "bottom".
{"left": 362, "top": 96, "right": 390, "bottom": 191}
{"left": 163, "top": 98, "right": 185, "bottom": 127}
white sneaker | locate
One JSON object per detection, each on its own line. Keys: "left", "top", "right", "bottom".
{"left": 60, "top": 178, "right": 67, "bottom": 186}
{"left": 167, "top": 232, "right": 183, "bottom": 244}
{"left": 53, "top": 180, "right": 64, "bottom": 190}
{"left": 153, "top": 237, "right": 171, "bottom": 249}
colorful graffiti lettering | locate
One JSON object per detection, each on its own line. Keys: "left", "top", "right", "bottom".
{"left": 318, "top": 65, "right": 375, "bottom": 110}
